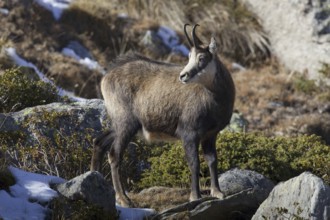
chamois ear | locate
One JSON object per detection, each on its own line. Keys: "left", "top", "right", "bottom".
{"left": 209, "top": 37, "right": 217, "bottom": 55}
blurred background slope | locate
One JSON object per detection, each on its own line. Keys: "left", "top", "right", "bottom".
{"left": 0, "top": 0, "right": 329, "bottom": 141}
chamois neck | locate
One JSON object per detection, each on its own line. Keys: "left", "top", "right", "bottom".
{"left": 207, "top": 57, "right": 224, "bottom": 92}
{"left": 211, "top": 57, "right": 235, "bottom": 98}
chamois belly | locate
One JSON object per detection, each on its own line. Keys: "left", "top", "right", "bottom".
{"left": 138, "top": 127, "right": 178, "bottom": 143}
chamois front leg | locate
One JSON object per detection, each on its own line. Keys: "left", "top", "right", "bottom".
{"left": 201, "top": 136, "right": 224, "bottom": 199}
{"left": 183, "top": 136, "right": 201, "bottom": 201}
{"left": 91, "top": 129, "right": 113, "bottom": 171}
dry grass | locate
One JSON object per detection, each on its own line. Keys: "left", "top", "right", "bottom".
{"left": 0, "top": 0, "right": 270, "bottom": 99}
{"left": 232, "top": 59, "right": 330, "bottom": 142}
{"left": 70, "top": 0, "right": 270, "bottom": 65}
{"left": 0, "top": 1, "right": 106, "bottom": 98}
{"left": 129, "top": 186, "right": 190, "bottom": 212}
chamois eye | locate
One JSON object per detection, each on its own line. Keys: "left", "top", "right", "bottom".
{"left": 199, "top": 56, "right": 205, "bottom": 64}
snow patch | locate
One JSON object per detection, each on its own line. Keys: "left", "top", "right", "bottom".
{"left": 232, "top": 62, "right": 246, "bottom": 72}
{"left": 0, "top": 8, "right": 9, "bottom": 15}
{"left": 61, "top": 41, "right": 106, "bottom": 74}
{"left": 9, "top": 166, "right": 65, "bottom": 202}
{"left": 117, "top": 206, "right": 156, "bottom": 220}
{"left": 0, "top": 167, "right": 156, "bottom": 220}
{"left": 34, "top": 0, "right": 72, "bottom": 20}
{"left": 157, "top": 26, "right": 189, "bottom": 56}
{"left": 6, "top": 48, "right": 52, "bottom": 84}
{"left": 5, "top": 47, "right": 86, "bottom": 101}
{"left": 0, "top": 166, "right": 65, "bottom": 220}
{"left": 117, "top": 13, "right": 129, "bottom": 18}
{"left": 62, "top": 47, "right": 102, "bottom": 69}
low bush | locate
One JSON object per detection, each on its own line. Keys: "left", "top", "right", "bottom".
{"left": 0, "top": 67, "right": 60, "bottom": 113}
{"left": 0, "top": 129, "right": 94, "bottom": 179}
{"left": 0, "top": 107, "right": 103, "bottom": 180}
{"left": 1, "top": 121, "right": 329, "bottom": 191}
{"left": 319, "top": 62, "right": 330, "bottom": 78}
{"left": 139, "top": 132, "right": 330, "bottom": 189}
{"left": 293, "top": 75, "right": 318, "bottom": 95}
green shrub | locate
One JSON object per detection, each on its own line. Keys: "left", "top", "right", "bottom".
{"left": 137, "top": 142, "right": 194, "bottom": 189}
{"left": 293, "top": 76, "right": 318, "bottom": 95}
{"left": 217, "top": 133, "right": 330, "bottom": 183}
{"left": 0, "top": 130, "right": 94, "bottom": 179}
{"left": 138, "top": 132, "right": 330, "bottom": 189}
{"left": 0, "top": 67, "right": 60, "bottom": 113}
{"left": 319, "top": 62, "right": 330, "bottom": 78}
{"left": 0, "top": 110, "right": 105, "bottom": 180}
{"left": 2, "top": 119, "right": 329, "bottom": 192}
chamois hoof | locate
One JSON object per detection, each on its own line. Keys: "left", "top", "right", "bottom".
{"left": 117, "top": 196, "right": 134, "bottom": 208}
{"left": 189, "top": 193, "right": 202, "bottom": 202}
{"left": 211, "top": 190, "right": 225, "bottom": 200}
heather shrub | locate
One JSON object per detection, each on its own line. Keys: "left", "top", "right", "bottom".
{"left": 0, "top": 109, "right": 101, "bottom": 179}
{"left": 138, "top": 132, "right": 330, "bottom": 189}
{"left": 0, "top": 129, "right": 94, "bottom": 179}
{"left": 2, "top": 122, "right": 328, "bottom": 191}
{"left": 0, "top": 67, "right": 60, "bottom": 113}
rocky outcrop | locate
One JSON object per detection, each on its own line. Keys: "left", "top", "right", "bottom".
{"left": 154, "top": 171, "right": 330, "bottom": 219}
{"left": 252, "top": 172, "right": 330, "bottom": 220}
{"left": 222, "top": 112, "right": 249, "bottom": 133}
{"left": 154, "top": 169, "right": 274, "bottom": 219}
{"left": 241, "top": 0, "right": 330, "bottom": 83}
{"left": 0, "top": 99, "right": 110, "bottom": 145}
{"left": 218, "top": 168, "right": 275, "bottom": 203}
{"left": 55, "top": 171, "right": 117, "bottom": 216}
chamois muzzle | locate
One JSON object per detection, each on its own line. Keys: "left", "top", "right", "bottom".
{"left": 179, "top": 72, "right": 190, "bottom": 83}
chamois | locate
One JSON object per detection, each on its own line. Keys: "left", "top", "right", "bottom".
{"left": 91, "top": 24, "right": 235, "bottom": 207}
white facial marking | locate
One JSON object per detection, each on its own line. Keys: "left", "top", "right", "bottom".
{"left": 180, "top": 48, "right": 197, "bottom": 76}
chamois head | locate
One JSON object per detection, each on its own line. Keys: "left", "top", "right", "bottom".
{"left": 179, "top": 24, "right": 218, "bottom": 85}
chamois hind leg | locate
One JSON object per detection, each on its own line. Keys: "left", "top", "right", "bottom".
{"left": 108, "top": 123, "right": 139, "bottom": 207}
{"left": 182, "top": 135, "right": 201, "bottom": 201}
{"left": 201, "top": 135, "right": 224, "bottom": 199}
{"left": 90, "top": 129, "right": 114, "bottom": 171}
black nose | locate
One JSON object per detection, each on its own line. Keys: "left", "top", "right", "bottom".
{"left": 179, "top": 72, "right": 189, "bottom": 82}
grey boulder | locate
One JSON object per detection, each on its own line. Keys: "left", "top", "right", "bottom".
{"left": 0, "top": 99, "right": 110, "bottom": 145}
{"left": 218, "top": 168, "right": 275, "bottom": 203}
{"left": 252, "top": 172, "right": 330, "bottom": 220}
{"left": 241, "top": 0, "right": 330, "bottom": 84}
{"left": 55, "top": 171, "right": 116, "bottom": 216}
{"left": 154, "top": 169, "right": 274, "bottom": 220}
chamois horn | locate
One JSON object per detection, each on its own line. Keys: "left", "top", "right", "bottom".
{"left": 192, "top": 24, "right": 200, "bottom": 48}
{"left": 184, "top": 23, "right": 193, "bottom": 47}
